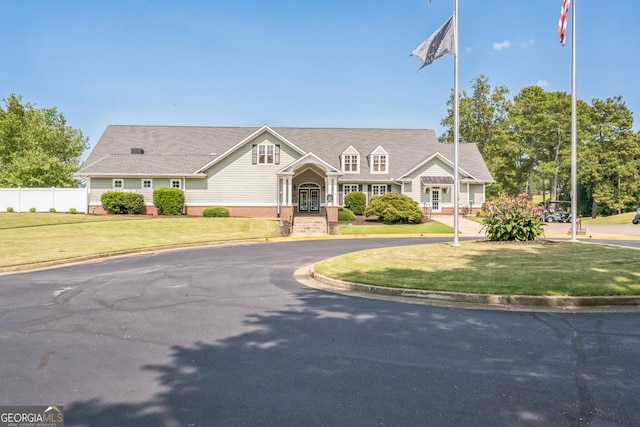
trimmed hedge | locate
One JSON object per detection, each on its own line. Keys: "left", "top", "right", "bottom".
{"left": 364, "top": 193, "right": 424, "bottom": 224}
{"left": 101, "top": 191, "right": 145, "bottom": 214}
{"left": 344, "top": 191, "right": 366, "bottom": 215}
{"left": 338, "top": 207, "right": 356, "bottom": 222}
{"left": 203, "top": 207, "right": 230, "bottom": 217}
{"left": 153, "top": 188, "right": 185, "bottom": 216}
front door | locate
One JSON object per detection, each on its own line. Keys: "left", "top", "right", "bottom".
{"left": 431, "top": 189, "right": 441, "bottom": 212}
{"left": 298, "top": 185, "right": 320, "bottom": 212}
{"left": 299, "top": 190, "right": 308, "bottom": 211}
{"left": 309, "top": 189, "right": 319, "bottom": 211}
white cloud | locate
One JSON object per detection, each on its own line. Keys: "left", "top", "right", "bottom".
{"left": 493, "top": 40, "right": 511, "bottom": 50}
{"left": 465, "top": 46, "right": 473, "bottom": 53}
{"left": 493, "top": 40, "right": 511, "bottom": 51}
{"left": 537, "top": 80, "right": 549, "bottom": 88}
{"left": 520, "top": 39, "right": 536, "bottom": 48}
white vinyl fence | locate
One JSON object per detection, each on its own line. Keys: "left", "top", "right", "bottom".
{"left": 0, "top": 187, "right": 88, "bottom": 213}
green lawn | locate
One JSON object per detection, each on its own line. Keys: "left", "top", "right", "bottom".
{"left": 314, "top": 241, "right": 640, "bottom": 296}
{"left": 339, "top": 221, "right": 453, "bottom": 235}
{"left": 580, "top": 211, "right": 637, "bottom": 225}
{"left": 0, "top": 213, "right": 278, "bottom": 268}
{"left": 5, "top": 213, "right": 640, "bottom": 298}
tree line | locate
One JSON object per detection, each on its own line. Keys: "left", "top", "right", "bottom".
{"left": 440, "top": 75, "right": 640, "bottom": 217}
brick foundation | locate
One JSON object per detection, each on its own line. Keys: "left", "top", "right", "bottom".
{"left": 325, "top": 206, "right": 338, "bottom": 222}
{"left": 89, "top": 203, "right": 344, "bottom": 220}
{"left": 184, "top": 205, "right": 278, "bottom": 218}
{"left": 88, "top": 205, "right": 158, "bottom": 216}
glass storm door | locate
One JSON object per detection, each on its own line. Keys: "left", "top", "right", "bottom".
{"left": 310, "top": 189, "right": 320, "bottom": 211}
{"left": 431, "top": 189, "right": 441, "bottom": 212}
{"left": 299, "top": 190, "right": 309, "bottom": 211}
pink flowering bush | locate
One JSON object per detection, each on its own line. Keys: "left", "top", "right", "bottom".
{"left": 481, "top": 193, "right": 545, "bottom": 241}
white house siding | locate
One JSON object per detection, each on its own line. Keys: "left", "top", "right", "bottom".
{"left": 468, "top": 184, "right": 485, "bottom": 208}
{"left": 89, "top": 177, "right": 193, "bottom": 206}
{"left": 88, "top": 178, "right": 112, "bottom": 205}
{"left": 200, "top": 134, "right": 300, "bottom": 206}
{"left": 403, "top": 157, "right": 456, "bottom": 208}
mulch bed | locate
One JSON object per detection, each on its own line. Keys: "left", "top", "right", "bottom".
{"left": 477, "top": 239, "right": 567, "bottom": 245}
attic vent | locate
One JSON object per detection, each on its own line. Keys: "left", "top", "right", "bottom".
{"left": 131, "top": 148, "right": 145, "bottom": 154}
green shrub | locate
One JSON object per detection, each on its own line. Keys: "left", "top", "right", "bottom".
{"left": 153, "top": 188, "right": 185, "bottom": 216}
{"left": 50, "top": 208, "right": 56, "bottom": 213}
{"left": 69, "top": 208, "right": 77, "bottom": 214}
{"left": 101, "top": 191, "right": 145, "bottom": 214}
{"left": 481, "top": 193, "right": 545, "bottom": 241}
{"left": 203, "top": 207, "right": 230, "bottom": 217}
{"left": 364, "top": 193, "right": 424, "bottom": 224}
{"left": 338, "top": 207, "right": 356, "bottom": 222}
{"left": 121, "top": 192, "right": 145, "bottom": 214}
{"left": 6, "top": 207, "right": 14, "bottom": 213}
{"left": 344, "top": 191, "right": 366, "bottom": 215}
{"left": 29, "top": 207, "right": 36, "bottom": 213}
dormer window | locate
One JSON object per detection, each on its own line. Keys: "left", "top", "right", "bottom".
{"left": 341, "top": 146, "right": 360, "bottom": 173}
{"left": 252, "top": 142, "right": 280, "bottom": 165}
{"left": 370, "top": 146, "right": 389, "bottom": 174}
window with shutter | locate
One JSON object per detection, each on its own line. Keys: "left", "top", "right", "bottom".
{"left": 256, "top": 142, "right": 276, "bottom": 165}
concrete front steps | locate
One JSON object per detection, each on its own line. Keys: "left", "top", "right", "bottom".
{"left": 291, "top": 216, "right": 328, "bottom": 236}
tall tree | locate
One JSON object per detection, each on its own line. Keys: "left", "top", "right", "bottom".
{"left": 0, "top": 94, "right": 88, "bottom": 187}
{"left": 579, "top": 96, "right": 640, "bottom": 216}
{"left": 440, "top": 75, "right": 517, "bottom": 196}
{"left": 508, "top": 86, "right": 554, "bottom": 198}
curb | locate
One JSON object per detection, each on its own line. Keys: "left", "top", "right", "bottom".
{"left": 303, "top": 266, "right": 640, "bottom": 312}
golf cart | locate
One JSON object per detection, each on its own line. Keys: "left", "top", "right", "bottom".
{"left": 538, "top": 200, "right": 572, "bottom": 223}
{"left": 633, "top": 207, "right": 640, "bottom": 225}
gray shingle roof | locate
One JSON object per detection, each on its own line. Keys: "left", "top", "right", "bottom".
{"left": 421, "top": 176, "right": 455, "bottom": 185}
{"left": 79, "top": 125, "right": 494, "bottom": 182}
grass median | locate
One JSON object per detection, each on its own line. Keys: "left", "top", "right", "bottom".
{"left": 314, "top": 241, "right": 640, "bottom": 296}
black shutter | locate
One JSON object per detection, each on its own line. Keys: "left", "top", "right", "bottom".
{"left": 275, "top": 145, "right": 280, "bottom": 165}
{"left": 252, "top": 144, "right": 257, "bottom": 164}
{"left": 387, "top": 184, "right": 391, "bottom": 192}
{"left": 358, "top": 184, "right": 362, "bottom": 191}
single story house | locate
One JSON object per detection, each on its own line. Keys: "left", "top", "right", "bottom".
{"left": 76, "top": 125, "right": 494, "bottom": 222}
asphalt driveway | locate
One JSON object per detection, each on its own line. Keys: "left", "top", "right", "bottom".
{"left": 1, "top": 237, "right": 639, "bottom": 426}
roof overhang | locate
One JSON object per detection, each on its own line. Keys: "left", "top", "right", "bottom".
{"left": 278, "top": 152, "right": 342, "bottom": 176}
{"left": 420, "top": 176, "right": 454, "bottom": 185}
{"left": 74, "top": 173, "right": 208, "bottom": 178}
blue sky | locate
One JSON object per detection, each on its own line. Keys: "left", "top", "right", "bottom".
{"left": 1, "top": 1, "right": 638, "bottom": 159}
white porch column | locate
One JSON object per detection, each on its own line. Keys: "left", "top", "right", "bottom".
{"left": 466, "top": 182, "right": 470, "bottom": 207}
{"left": 287, "top": 177, "right": 293, "bottom": 205}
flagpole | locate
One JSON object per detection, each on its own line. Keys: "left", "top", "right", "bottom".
{"left": 452, "top": 0, "right": 460, "bottom": 246}
{"left": 570, "top": 0, "right": 578, "bottom": 242}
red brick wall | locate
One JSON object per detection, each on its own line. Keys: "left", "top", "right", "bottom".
{"left": 326, "top": 206, "right": 338, "bottom": 222}
{"left": 90, "top": 203, "right": 346, "bottom": 220}
{"left": 280, "top": 206, "right": 293, "bottom": 222}
{"left": 185, "top": 206, "right": 279, "bottom": 218}
{"left": 88, "top": 204, "right": 158, "bottom": 215}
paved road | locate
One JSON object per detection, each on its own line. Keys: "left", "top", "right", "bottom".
{"left": 1, "top": 237, "right": 639, "bottom": 426}
{"left": 433, "top": 215, "right": 640, "bottom": 239}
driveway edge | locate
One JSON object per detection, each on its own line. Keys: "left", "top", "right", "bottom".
{"left": 303, "top": 265, "right": 640, "bottom": 312}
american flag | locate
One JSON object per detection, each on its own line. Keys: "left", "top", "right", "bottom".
{"left": 558, "top": 0, "right": 570, "bottom": 45}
